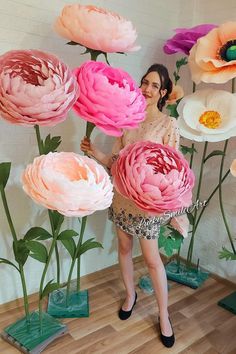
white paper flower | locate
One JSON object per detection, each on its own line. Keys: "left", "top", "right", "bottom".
{"left": 177, "top": 89, "right": 236, "bottom": 142}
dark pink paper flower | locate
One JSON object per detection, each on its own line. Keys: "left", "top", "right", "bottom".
{"left": 111, "top": 141, "right": 195, "bottom": 215}
{"left": 163, "top": 24, "right": 217, "bottom": 55}
{"left": 0, "top": 50, "right": 79, "bottom": 126}
{"left": 73, "top": 61, "right": 146, "bottom": 137}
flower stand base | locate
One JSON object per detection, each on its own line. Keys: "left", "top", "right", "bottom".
{"left": 47, "top": 288, "right": 89, "bottom": 318}
{"left": 218, "top": 291, "right": 236, "bottom": 315}
{"left": 0, "top": 311, "right": 67, "bottom": 354}
{"left": 138, "top": 275, "right": 170, "bottom": 294}
{"left": 165, "top": 260, "right": 209, "bottom": 289}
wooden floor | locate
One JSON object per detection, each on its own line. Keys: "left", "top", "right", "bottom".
{"left": 0, "top": 257, "right": 236, "bottom": 354}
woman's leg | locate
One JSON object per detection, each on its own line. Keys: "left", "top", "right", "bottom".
{"left": 116, "top": 227, "right": 136, "bottom": 310}
{"left": 139, "top": 238, "right": 172, "bottom": 336}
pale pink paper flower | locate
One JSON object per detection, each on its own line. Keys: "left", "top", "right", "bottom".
{"left": 54, "top": 4, "right": 140, "bottom": 53}
{"left": 230, "top": 159, "right": 236, "bottom": 177}
{"left": 22, "top": 152, "right": 113, "bottom": 217}
{"left": 111, "top": 141, "right": 195, "bottom": 215}
{"left": 0, "top": 50, "right": 79, "bottom": 126}
{"left": 166, "top": 85, "right": 184, "bottom": 105}
{"left": 170, "top": 215, "right": 189, "bottom": 238}
{"left": 73, "top": 61, "right": 146, "bottom": 136}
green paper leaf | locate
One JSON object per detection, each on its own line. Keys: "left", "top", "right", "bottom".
{"left": 204, "top": 150, "right": 225, "bottom": 163}
{"left": 13, "top": 240, "right": 29, "bottom": 266}
{"left": 42, "top": 134, "right": 61, "bottom": 154}
{"left": 166, "top": 104, "right": 178, "bottom": 118}
{"left": 176, "top": 57, "right": 188, "bottom": 70}
{"left": 26, "top": 241, "right": 48, "bottom": 263}
{"left": 41, "top": 280, "right": 60, "bottom": 300}
{"left": 67, "top": 41, "right": 79, "bottom": 46}
{"left": 0, "top": 162, "right": 11, "bottom": 188}
{"left": 60, "top": 238, "right": 76, "bottom": 258}
{"left": 158, "top": 226, "right": 183, "bottom": 257}
{"left": 186, "top": 212, "right": 195, "bottom": 225}
{"left": 77, "top": 238, "right": 103, "bottom": 258}
{"left": 180, "top": 145, "right": 198, "bottom": 155}
{"left": 219, "top": 247, "right": 236, "bottom": 260}
{"left": 173, "top": 72, "right": 180, "bottom": 83}
{"left": 0, "top": 258, "right": 19, "bottom": 272}
{"left": 50, "top": 210, "right": 64, "bottom": 231}
{"left": 58, "top": 230, "right": 78, "bottom": 240}
{"left": 24, "top": 227, "right": 52, "bottom": 241}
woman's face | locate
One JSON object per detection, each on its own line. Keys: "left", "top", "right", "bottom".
{"left": 140, "top": 71, "right": 166, "bottom": 108}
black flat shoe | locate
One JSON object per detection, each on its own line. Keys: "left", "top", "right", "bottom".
{"left": 159, "top": 317, "right": 175, "bottom": 348}
{"left": 118, "top": 292, "right": 137, "bottom": 320}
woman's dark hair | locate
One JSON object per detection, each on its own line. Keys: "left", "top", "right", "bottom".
{"left": 140, "top": 64, "right": 173, "bottom": 111}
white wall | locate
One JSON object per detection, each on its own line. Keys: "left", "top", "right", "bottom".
{"left": 0, "top": 0, "right": 235, "bottom": 305}
{"left": 0, "top": 0, "right": 195, "bottom": 304}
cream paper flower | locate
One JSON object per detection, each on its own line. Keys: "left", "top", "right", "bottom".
{"left": 177, "top": 89, "right": 236, "bottom": 142}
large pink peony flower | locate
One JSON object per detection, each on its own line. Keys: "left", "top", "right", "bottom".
{"left": 73, "top": 61, "right": 146, "bottom": 136}
{"left": 22, "top": 152, "right": 113, "bottom": 217}
{"left": 111, "top": 141, "right": 195, "bottom": 215}
{"left": 0, "top": 50, "right": 79, "bottom": 126}
{"left": 54, "top": 4, "right": 140, "bottom": 53}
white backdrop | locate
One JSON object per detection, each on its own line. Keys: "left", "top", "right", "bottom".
{"left": 0, "top": 0, "right": 235, "bottom": 304}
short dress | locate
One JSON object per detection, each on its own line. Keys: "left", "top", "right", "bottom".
{"left": 108, "top": 114, "right": 180, "bottom": 240}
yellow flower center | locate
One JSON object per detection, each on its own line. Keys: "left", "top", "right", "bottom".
{"left": 199, "top": 111, "right": 221, "bottom": 129}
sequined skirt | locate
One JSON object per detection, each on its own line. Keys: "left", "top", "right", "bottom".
{"left": 108, "top": 191, "right": 161, "bottom": 240}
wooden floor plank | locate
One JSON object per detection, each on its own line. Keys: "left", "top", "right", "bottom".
{"left": 0, "top": 257, "right": 235, "bottom": 353}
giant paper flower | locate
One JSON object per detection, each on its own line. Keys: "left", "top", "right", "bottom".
{"left": 22, "top": 152, "right": 113, "bottom": 217}
{"left": 73, "top": 61, "right": 146, "bottom": 136}
{"left": 230, "top": 160, "right": 236, "bottom": 177}
{"left": 189, "top": 22, "right": 236, "bottom": 84}
{"left": 54, "top": 4, "right": 140, "bottom": 53}
{"left": 166, "top": 85, "right": 184, "bottom": 105}
{"left": 163, "top": 24, "right": 217, "bottom": 55}
{"left": 177, "top": 89, "right": 236, "bottom": 142}
{"left": 0, "top": 50, "right": 78, "bottom": 126}
{"left": 111, "top": 141, "right": 195, "bottom": 215}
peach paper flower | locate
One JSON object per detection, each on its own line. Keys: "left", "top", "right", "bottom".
{"left": 111, "top": 141, "right": 195, "bottom": 215}
{"left": 22, "top": 152, "right": 113, "bottom": 217}
{"left": 230, "top": 160, "right": 236, "bottom": 177}
{"left": 73, "top": 61, "right": 146, "bottom": 136}
{"left": 166, "top": 85, "right": 184, "bottom": 105}
{"left": 177, "top": 89, "right": 236, "bottom": 142}
{"left": 54, "top": 4, "right": 140, "bottom": 53}
{"left": 189, "top": 22, "right": 236, "bottom": 84}
{"left": 0, "top": 50, "right": 79, "bottom": 126}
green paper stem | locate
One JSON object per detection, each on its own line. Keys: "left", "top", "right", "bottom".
{"left": 189, "top": 83, "right": 196, "bottom": 169}
{"left": 66, "top": 216, "right": 87, "bottom": 305}
{"left": 34, "top": 125, "right": 44, "bottom": 155}
{"left": 38, "top": 214, "right": 63, "bottom": 332}
{"left": 194, "top": 169, "right": 230, "bottom": 233}
{"left": 0, "top": 185, "right": 30, "bottom": 321}
{"left": 218, "top": 140, "right": 236, "bottom": 254}
{"left": 187, "top": 142, "right": 208, "bottom": 266}
{"left": 48, "top": 210, "right": 60, "bottom": 284}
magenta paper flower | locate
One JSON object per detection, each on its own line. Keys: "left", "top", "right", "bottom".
{"left": 163, "top": 24, "right": 217, "bottom": 55}
{"left": 111, "top": 141, "right": 195, "bottom": 215}
{"left": 73, "top": 61, "right": 146, "bottom": 136}
{"left": 54, "top": 4, "right": 140, "bottom": 53}
{"left": 22, "top": 152, "right": 113, "bottom": 217}
{"left": 0, "top": 50, "right": 79, "bottom": 126}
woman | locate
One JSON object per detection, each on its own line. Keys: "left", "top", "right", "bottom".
{"left": 81, "top": 64, "right": 180, "bottom": 348}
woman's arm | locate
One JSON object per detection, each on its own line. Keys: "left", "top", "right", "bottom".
{"left": 80, "top": 137, "right": 113, "bottom": 168}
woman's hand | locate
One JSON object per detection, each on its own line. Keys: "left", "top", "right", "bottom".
{"left": 80, "top": 136, "right": 111, "bottom": 167}
{"left": 80, "top": 136, "right": 96, "bottom": 157}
